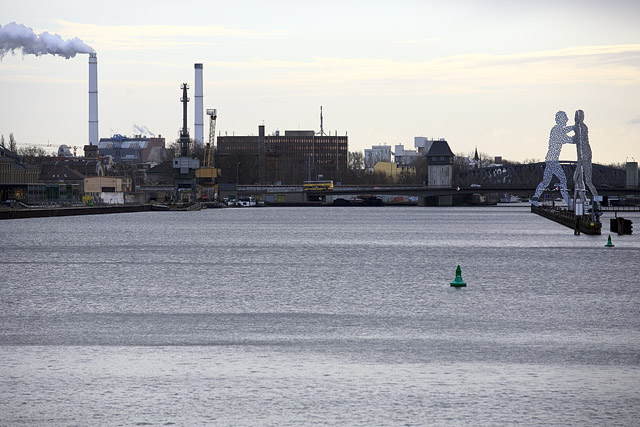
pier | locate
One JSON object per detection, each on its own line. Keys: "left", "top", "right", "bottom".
{"left": 531, "top": 204, "right": 601, "bottom": 235}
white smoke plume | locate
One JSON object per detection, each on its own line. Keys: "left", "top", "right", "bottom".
{"left": 0, "top": 22, "right": 94, "bottom": 59}
{"left": 133, "top": 124, "right": 155, "bottom": 137}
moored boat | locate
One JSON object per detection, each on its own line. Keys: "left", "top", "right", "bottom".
{"left": 499, "top": 194, "right": 520, "bottom": 203}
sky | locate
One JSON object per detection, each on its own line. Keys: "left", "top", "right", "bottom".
{"left": 1, "top": 0, "right": 640, "bottom": 164}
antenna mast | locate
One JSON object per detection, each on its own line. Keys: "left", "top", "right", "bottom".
{"left": 318, "top": 106, "right": 327, "bottom": 136}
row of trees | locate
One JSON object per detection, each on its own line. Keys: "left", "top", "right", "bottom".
{"left": 1, "top": 134, "right": 49, "bottom": 157}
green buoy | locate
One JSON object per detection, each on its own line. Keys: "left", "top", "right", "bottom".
{"left": 450, "top": 265, "right": 467, "bottom": 287}
{"left": 605, "top": 235, "right": 615, "bottom": 247}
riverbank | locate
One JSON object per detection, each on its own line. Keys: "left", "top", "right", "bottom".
{"left": 0, "top": 204, "right": 153, "bottom": 220}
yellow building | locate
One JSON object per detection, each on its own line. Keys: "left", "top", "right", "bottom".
{"left": 373, "top": 161, "right": 416, "bottom": 182}
{"left": 373, "top": 161, "right": 398, "bottom": 180}
{"left": 196, "top": 166, "right": 220, "bottom": 200}
{"left": 84, "top": 176, "right": 132, "bottom": 194}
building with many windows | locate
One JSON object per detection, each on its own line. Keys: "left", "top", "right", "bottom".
{"left": 0, "top": 146, "right": 39, "bottom": 202}
{"left": 217, "top": 126, "right": 348, "bottom": 184}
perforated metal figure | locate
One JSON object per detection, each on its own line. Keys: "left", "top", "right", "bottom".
{"left": 532, "top": 111, "right": 574, "bottom": 204}
{"left": 572, "top": 109, "right": 597, "bottom": 204}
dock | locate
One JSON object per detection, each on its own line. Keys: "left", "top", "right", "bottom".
{"left": 531, "top": 204, "right": 602, "bottom": 235}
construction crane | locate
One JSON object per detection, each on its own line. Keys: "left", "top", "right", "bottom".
{"left": 196, "top": 108, "right": 219, "bottom": 201}
{"left": 204, "top": 109, "right": 217, "bottom": 167}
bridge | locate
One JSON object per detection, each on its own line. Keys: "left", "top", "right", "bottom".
{"left": 233, "top": 162, "right": 638, "bottom": 204}
{"left": 454, "top": 161, "right": 625, "bottom": 190}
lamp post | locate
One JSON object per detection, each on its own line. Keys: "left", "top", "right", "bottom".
{"left": 236, "top": 161, "right": 240, "bottom": 202}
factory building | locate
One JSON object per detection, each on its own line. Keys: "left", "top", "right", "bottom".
{"left": 217, "top": 126, "right": 348, "bottom": 185}
{"left": 98, "top": 135, "right": 167, "bottom": 164}
{"left": 0, "top": 146, "right": 39, "bottom": 203}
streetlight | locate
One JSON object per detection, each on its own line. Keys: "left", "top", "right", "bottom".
{"left": 236, "top": 161, "right": 240, "bottom": 202}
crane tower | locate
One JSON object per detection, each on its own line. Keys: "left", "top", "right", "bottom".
{"left": 195, "top": 108, "right": 220, "bottom": 201}
{"left": 204, "top": 109, "right": 217, "bottom": 168}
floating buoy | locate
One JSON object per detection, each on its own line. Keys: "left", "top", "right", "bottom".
{"left": 450, "top": 265, "right": 467, "bottom": 287}
{"left": 605, "top": 235, "right": 615, "bottom": 247}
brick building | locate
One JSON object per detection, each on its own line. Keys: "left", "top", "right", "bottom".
{"left": 217, "top": 126, "right": 348, "bottom": 184}
{"left": 0, "top": 146, "right": 39, "bottom": 202}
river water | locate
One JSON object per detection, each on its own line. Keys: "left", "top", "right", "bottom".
{"left": 1, "top": 205, "right": 639, "bottom": 426}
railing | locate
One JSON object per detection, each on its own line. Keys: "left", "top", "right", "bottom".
{"left": 599, "top": 205, "right": 640, "bottom": 212}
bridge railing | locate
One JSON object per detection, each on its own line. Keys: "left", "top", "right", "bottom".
{"left": 455, "top": 162, "right": 626, "bottom": 189}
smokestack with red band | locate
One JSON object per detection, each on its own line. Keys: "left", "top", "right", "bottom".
{"left": 89, "top": 53, "right": 98, "bottom": 146}
{"left": 194, "top": 63, "right": 203, "bottom": 147}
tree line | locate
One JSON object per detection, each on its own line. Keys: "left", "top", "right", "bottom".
{"left": 1, "top": 133, "right": 49, "bottom": 157}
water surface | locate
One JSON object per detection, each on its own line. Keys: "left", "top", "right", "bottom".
{"left": 1, "top": 206, "right": 639, "bottom": 425}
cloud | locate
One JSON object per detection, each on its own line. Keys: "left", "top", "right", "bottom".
{"left": 54, "top": 20, "right": 288, "bottom": 51}
{"left": 202, "top": 44, "right": 640, "bottom": 93}
{"left": 628, "top": 116, "right": 640, "bottom": 125}
{"left": 396, "top": 37, "right": 442, "bottom": 45}
{"left": 47, "top": 20, "right": 640, "bottom": 91}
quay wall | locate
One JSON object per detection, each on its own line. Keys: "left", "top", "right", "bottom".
{"left": 0, "top": 205, "right": 152, "bottom": 220}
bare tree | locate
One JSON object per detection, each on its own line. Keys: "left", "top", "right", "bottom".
{"left": 167, "top": 140, "right": 180, "bottom": 156}
{"left": 522, "top": 157, "right": 541, "bottom": 164}
{"left": 0, "top": 135, "right": 4, "bottom": 148}
{"left": 18, "top": 146, "right": 49, "bottom": 157}
{"left": 348, "top": 151, "right": 364, "bottom": 170}
{"left": 8, "top": 133, "right": 17, "bottom": 153}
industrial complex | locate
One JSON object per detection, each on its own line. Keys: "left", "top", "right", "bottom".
{"left": 2, "top": 52, "right": 639, "bottom": 212}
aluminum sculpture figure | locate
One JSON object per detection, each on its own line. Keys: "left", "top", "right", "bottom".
{"left": 531, "top": 111, "right": 574, "bottom": 205}
{"left": 572, "top": 109, "right": 597, "bottom": 206}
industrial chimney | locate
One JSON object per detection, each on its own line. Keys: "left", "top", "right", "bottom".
{"left": 194, "top": 63, "right": 204, "bottom": 147}
{"left": 88, "top": 53, "right": 98, "bottom": 145}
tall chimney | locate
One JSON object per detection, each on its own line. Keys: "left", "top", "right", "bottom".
{"left": 194, "top": 63, "right": 204, "bottom": 147}
{"left": 88, "top": 53, "right": 98, "bottom": 146}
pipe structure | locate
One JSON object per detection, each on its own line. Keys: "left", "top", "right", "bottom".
{"left": 88, "top": 53, "right": 98, "bottom": 145}
{"left": 194, "top": 63, "right": 204, "bottom": 147}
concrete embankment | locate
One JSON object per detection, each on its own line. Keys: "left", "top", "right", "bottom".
{"left": 0, "top": 204, "right": 153, "bottom": 220}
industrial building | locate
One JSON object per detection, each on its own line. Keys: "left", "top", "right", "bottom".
{"left": 98, "top": 135, "right": 167, "bottom": 164}
{"left": 0, "top": 146, "right": 39, "bottom": 202}
{"left": 84, "top": 176, "right": 133, "bottom": 204}
{"left": 217, "top": 126, "right": 348, "bottom": 185}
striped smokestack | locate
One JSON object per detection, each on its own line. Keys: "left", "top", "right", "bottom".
{"left": 89, "top": 53, "right": 98, "bottom": 145}
{"left": 194, "top": 63, "right": 204, "bottom": 147}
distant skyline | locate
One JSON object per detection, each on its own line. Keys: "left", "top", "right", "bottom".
{"left": 1, "top": 0, "right": 640, "bottom": 164}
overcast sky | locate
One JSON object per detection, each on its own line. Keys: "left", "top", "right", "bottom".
{"left": 1, "top": 0, "right": 639, "bottom": 164}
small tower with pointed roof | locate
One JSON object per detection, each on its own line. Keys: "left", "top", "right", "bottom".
{"left": 426, "top": 139, "right": 454, "bottom": 188}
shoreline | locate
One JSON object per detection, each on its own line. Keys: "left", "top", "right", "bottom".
{"left": 0, "top": 204, "right": 153, "bottom": 220}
